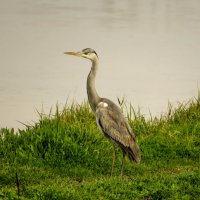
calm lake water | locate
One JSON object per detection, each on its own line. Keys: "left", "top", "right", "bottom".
{"left": 0, "top": 0, "right": 200, "bottom": 129}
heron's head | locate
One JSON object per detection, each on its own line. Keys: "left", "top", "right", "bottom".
{"left": 64, "top": 48, "right": 98, "bottom": 62}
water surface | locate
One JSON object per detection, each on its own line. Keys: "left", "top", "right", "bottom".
{"left": 0, "top": 0, "right": 200, "bottom": 129}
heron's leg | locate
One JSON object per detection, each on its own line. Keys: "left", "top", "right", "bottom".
{"left": 111, "top": 145, "right": 115, "bottom": 176}
{"left": 120, "top": 151, "right": 125, "bottom": 177}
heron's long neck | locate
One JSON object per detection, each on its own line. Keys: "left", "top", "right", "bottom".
{"left": 87, "top": 60, "right": 100, "bottom": 112}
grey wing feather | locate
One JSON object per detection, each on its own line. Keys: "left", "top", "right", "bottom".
{"left": 95, "top": 101, "right": 136, "bottom": 148}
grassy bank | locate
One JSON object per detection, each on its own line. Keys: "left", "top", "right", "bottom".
{"left": 0, "top": 96, "right": 200, "bottom": 199}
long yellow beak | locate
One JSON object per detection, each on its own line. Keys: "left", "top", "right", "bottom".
{"left": 64, "top": 51, "right": 82, "bottom": 57}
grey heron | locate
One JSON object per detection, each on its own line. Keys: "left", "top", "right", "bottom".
{"left": 64, "top": 48, "right": 141, "bottom": 176}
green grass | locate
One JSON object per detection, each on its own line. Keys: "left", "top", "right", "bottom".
{"left": 0, "top": 95, "right": 200, "bottom": 200}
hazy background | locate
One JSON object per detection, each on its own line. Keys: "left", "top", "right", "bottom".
{"left": 0, "top": 0, "right": 200, "bottom": 129}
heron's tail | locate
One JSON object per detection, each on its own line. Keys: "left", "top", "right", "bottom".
{"left": 127, "top": 143, "right": 141, "bottom": 163}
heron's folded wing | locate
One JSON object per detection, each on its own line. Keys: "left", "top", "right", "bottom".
{"left": 96, "top": 105, "right": 135, "bottom": 147}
